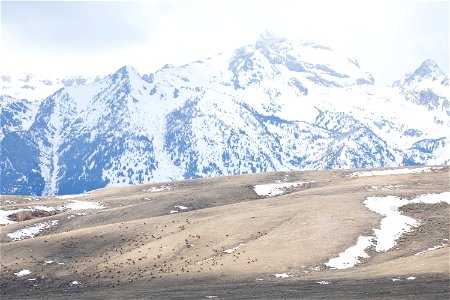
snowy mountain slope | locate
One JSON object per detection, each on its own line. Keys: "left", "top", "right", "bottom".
{"left": 390, "top": 59, "right": 450, "bottom": 164}
{"left": 0, "top": 96, "right": 40, "bottom": 141}
{"left": 393, "top": 59, "right": 450, "bottom": 115}
{"left": 1, "top": 32, "right": 448, "bottom": 195}
{"left": 0, "top": 74, "right": 101, "bottom": 101}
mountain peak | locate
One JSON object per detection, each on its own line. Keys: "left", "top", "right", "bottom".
{"left": 111, "top": 65, "right": 141, "bottom": 83}
{"left": 394, "top": 59, "right": 445, "bottom": 87}
{"left": 256, "top": 30, "right": 288, "bottom": 47}
{"left": 414, "top": 59, "right": 444, "bottom": 78}
{"left": 116, "top": 65, "right": 140, "bottom": 76}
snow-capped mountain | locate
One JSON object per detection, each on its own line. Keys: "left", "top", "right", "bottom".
{"left": 0, "top": 74, "right": 101, "bottom": 101}
{"left": 1, "top": 32, "right": 449, "bottom": 195}
{"left": 393, "top": 59, "right": 449, "bottom": 115}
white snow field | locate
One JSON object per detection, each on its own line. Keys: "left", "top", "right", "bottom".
{"left": 7, "top": 220, "right": 59, "bottom": 241}
{"left": 348, "top": 166, "right": 443, "bottom": 178}
{"left": 1, "top": 199, "right": 104, "bottom": 226}
{"left": 274, "top": 273, "right": 291, "bottom": 278}
{"left": 143, "top": 185, "right": 172, "bottom": 192}
{"left": 64, "top": 200, "right": 104, "bottom": 210}
{"left": 0, "top": 209, "right": 27, "bottom": 225}
{"left": 254, "top": 181, "right": 314, "bottom": 197}
{"left": 325, "top": 236, "right": 374, "bottom": 269}
{"left": 223, "top": 243, "right": 245, "bottom": 254}
{"left": 56, "top": 193, "right": 90, "bottom": 199}
{"left": 14, "top": 269, "right": 31, "bottom": 277}
{"left": 325, "top": 192, "right": 449, "bottom": 269}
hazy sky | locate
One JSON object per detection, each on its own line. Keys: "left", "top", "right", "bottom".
{"left": 1, "top": 0, "right": 448, "bottom": 85}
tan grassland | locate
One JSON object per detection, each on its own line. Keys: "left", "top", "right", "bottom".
{"left": 0, "top": 166, "right": 448, "bottom": 299}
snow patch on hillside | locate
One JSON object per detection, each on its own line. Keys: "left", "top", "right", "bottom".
{"left": 56, "top": 193, "right": 89, "bottom": 199}
{"left": 64, "top": 200, "right": 104, "bottom": 210}
{"left": 32, "top": 205, "right": 57, "bottom": 212}
{"left": 274, "top": 273, "right": 291, "bottom": 278}
{"left": 170, "top": 205, "right": 189, "bottom": 214}
{"left": 349, "top": 166, "right": 443, "bottom": 177}
{"left": 143, "top": 185, "right": 172, "bottom": 192}
{"left": 7, "top": 220, "right": 58, "bottom": 240}
{"left": 223, "top": 243, "right": 245, "bottom": 254}
{"left": 365, "top": 196, "right": 419, "bottom": 252}
{"left": 410, "top": 192, "right": 450, "bottom": 204}
{"left": 1, "top": 197, "right": 102, "bottom": 225}
{"left": 254, "top": 181, "right": 314, "bottom": 197}
{"left": 14, "top": 269, "right": 31, "bottom": 277}
{"left": 415, "top": 240, "right": 448, "bottom": 255}
{"left": 325, "top": 236, "right": 373, "bottom": 269}
{"left": 366, "top": 185, "right": 407, "bottom": 191}
{"left": 325, "top": 192, "right": 449, "bottom": 269}
{"left": 0, "top": 209, "right": 26, "bottom": 225}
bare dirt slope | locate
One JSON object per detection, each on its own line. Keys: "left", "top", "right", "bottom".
{"left": 1, "top": 166, "right": 449, "bottom": 299}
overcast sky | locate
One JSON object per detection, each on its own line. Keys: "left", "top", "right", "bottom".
{"left": 1, "top": 0, "right": 448, "bottom": 85}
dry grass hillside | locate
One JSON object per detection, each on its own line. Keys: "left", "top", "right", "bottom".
{"left": 1, "top": 166, "right": 449, "bottom": 299}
